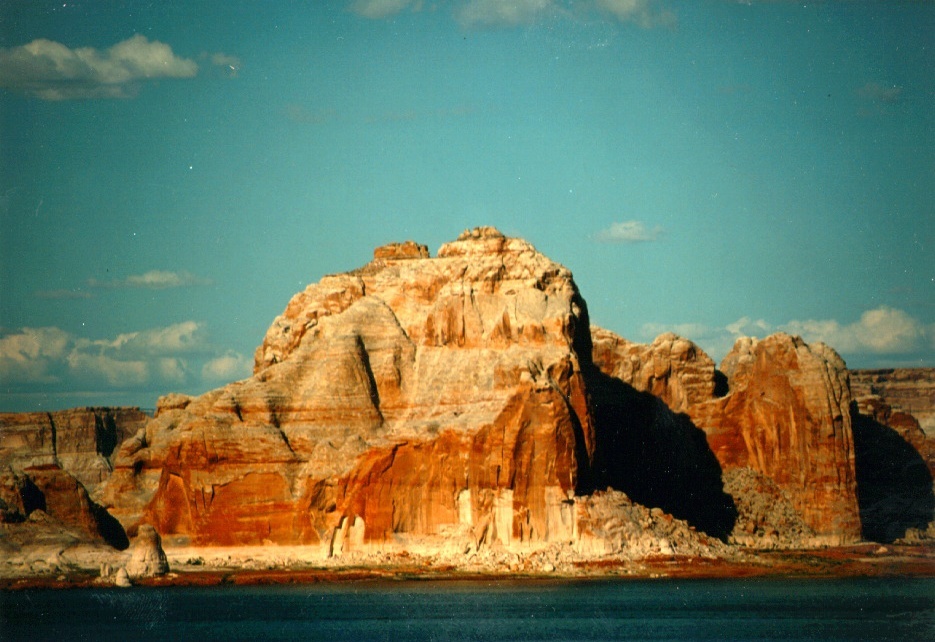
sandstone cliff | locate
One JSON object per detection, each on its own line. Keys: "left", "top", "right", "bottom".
{"left": 849, "top": 377, "right": 935, "bottom": 543}
{"left": 0, "top": 407, "right": 148, "bottom": 499}
{"left": 0, "top": 407, "right": 146, "bottom": 550}
{"left": 103, "top": 227, "right": 597, "bottom": 551}
{"left": 96, "top": 228, "right": 875, "bottom": 553}
{"left": 591, "top": 329, "right": 862, "bottom": 545}
{"left": 851, "top": 368, "right": 935, "bottom": 437}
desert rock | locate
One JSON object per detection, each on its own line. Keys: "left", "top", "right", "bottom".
{"left": 0, "top": 407, "right": 149, "bottom": 499}
{"left": 125, "top": 524, "right": 169, "bottom": 577}
{"left": 104, "top": 227, "right": 596, "bottom": 550}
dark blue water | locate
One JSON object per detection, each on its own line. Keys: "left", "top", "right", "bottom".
{"left": 2, "top": 577, "right": 932, "bottom": 641}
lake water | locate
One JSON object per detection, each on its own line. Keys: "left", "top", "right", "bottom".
{"left": 2, "top": 577, "right": 932, "bottom": 641}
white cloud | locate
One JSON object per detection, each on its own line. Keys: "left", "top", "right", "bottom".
{"left": 89, "top": 321, "right": 206, "bottom": 358}
{"left": 640, "top": 306, "right": 933, "bottom": 364}
{"left": 782, "top": 307, "right": 930, "bottom": 355}
{"left": 0, "top": 327, "right": 72, "bottom": 383}
{"left": 65, "top": 351, "right": 149, "bottom": 387}
{"left": 0, "top": 35, "right": 197, "bottom": 100}
{"left": 350, "top": 0, "right": 421, "bottom": 19}
{"left": 595, "top": 0, "right": 676, "bottom": 28}
{"left": 88, "top": 269, "right": 212, "bottom": 290}
{"left": 457, "top": 0, "right": 556, "bottom": 27}
{"left": 595, "top": 220, "right": 664, "bottom": 243}
{"left": 0, "top": 321, "right": 229, "bottom": 395}
{"left": 202, "top": 352, "right": 252, "bottom": 382}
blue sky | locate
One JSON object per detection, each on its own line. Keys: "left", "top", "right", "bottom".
{"left": 1, "top": 0, "right": 933, "bottom": 411}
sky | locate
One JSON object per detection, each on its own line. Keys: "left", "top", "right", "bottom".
{"left": 1, "top": 0, "right": 933, "bottom": 412}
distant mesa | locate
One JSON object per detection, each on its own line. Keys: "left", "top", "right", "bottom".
{"left": 2, "top": 227, "right": 933, "bottom": 570}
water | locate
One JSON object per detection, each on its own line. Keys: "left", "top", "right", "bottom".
{"left": 2, "top": 577, "right": 932, "bottom": 641}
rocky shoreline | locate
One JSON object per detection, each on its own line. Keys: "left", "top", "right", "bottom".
{"left": 3, "top": 540, "right": 933, "bottom": 591}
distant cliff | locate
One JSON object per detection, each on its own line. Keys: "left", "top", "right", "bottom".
{"left": 0, "top": 407, "right": 148, "bottom": 549}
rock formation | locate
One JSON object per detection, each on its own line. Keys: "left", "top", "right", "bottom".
{"left": 849, "top": 382, "right": 934, "bottom": 543}
{"left": 0, "top": 408, "right": 148, "bottom": 498}
{"left": 591, "top": 329, "right": 862, "bottom": 545}
{"left": 125, "top": 524, "right": 169, "bottom": 577}
{"left": 104, "top": 227, "right": 598, "bottom": 551}
{"left": 851, "top": 368, "right": 935, "bottom": 437}
{"left": 0, "top": 408, "right": 144, "bottom": 551}
{"left": 94, "top": 228, "right": 874, "bottom": 553}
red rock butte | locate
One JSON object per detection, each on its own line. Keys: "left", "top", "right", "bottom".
{"left": 90, "top": 227, "right": 873, "bottom": 553}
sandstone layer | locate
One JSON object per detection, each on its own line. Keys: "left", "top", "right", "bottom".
{"left": 0, "top": 407, "right": 146, "bottom": 550}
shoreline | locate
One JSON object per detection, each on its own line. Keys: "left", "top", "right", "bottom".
{"left": 3, "top": 543, "right": 932, "bottom": 590}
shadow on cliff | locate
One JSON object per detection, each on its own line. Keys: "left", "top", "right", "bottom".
{"left": 583, "top": 370, "right": 738, "bottom": 541}
{"left": 851, "top": 407, "right": 934, "bottom": 543}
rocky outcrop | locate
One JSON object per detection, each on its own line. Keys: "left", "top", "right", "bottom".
{"left": 689, "top": 335, "right": 861, "bottom": 544}
{"left": 850, "top": 368, "right": 935, "bottom": 437}
{"left": 590, "top": 328, "right": 721, "bottom": 413}
{"left": 849, "top": 390, "right": 934, "bottom": 543}
{"left": 125, "top": 524, "right": 169, "bottom": 577}
{"left": 104, "top": 227, "right": 597, "bottom": 550}
{"left": 0, "top": 465, "right": 128, "bottom": 549}
{"left": 0, "top": 408, "right": 149, "bottom": 499}
{"left": 98, "top": 228, "right": 868, "bottom": 553}
{"left": 592, "top": 330, "right": 862, "bottom": 545}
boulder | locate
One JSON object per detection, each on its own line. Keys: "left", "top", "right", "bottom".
{"left": 125, "top": 524, "right": 169, "bottom": 577}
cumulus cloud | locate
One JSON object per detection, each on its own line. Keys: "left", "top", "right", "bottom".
{"left": 782, "top": 307, "right": 930, "bottom": 355}
{"left": 595, "top": 220, "right": 664, "bottom": 243}
{"left": 202, "top": 351, "right": 252, "bottom": 382}
{"left": 350, "top": 0, "right": 421, "bottom": 19}
{"left": 457, "top": 0, "right": 555, "bottom": 27}
{"left": 0, "top": 321, "right": 246, "bottom": 397}
{"left": 0, "top": 34, "right": 197, "bottom": 100}
{"left": 640, "top": 306, "right": 933, "bottom": 363}
{"left": 208, "top": 52, "right": 241, "bottom": 78}
{"left": 595, "top": 0, "right": 676, "bottom": 28}
{"left": 88, "top": 269, "right": 212, "bottom": 290}
{"left": 0, "top": 327, "right": 72, "bottom": 384}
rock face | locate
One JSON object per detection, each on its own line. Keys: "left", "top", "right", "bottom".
{"left": 98, "top": 228, "right": 869, "bottom": 552}
{"left": 851, "top": 368, "right": 935, "bottom": 437}
{"left": 0, "top": 465, "right": 128, "bottom": 549}
{"left": 0, "top": 408, "right": 143, "bottom": 550}
{"left": 591, "top": 329, "right": 720, "bottom": 413}
{"left": 850, "top": 387, "right": 934, "bottom": 543}
{"left": 689, "top": 335, "right": 860, "bottom": 544}
{"left": 0, "top": 408, "right": 149, "bottom": 498}
{"left": 592, "top": 329, "right": 862, "bottom": 545}
{"left": 104, "top": 227, "right": 596, "bottom": 550}
{"left": 125, "top": 524, "right": 169, "bottom": 577}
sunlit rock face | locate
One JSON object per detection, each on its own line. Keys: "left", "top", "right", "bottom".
{"left": 103, "top": 227, "right": 596, "bottom": 548}
{"left": 689, "top": 334, "right": 861, "bottom": 544}
{"left": 591, "top": 330, "right": 862, "bottom": 545}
